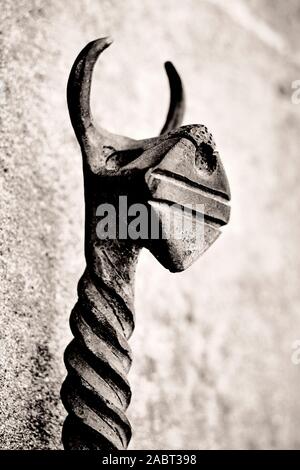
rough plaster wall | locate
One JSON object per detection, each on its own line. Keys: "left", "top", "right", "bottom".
{"left": 0, "top": 0, "right": 299, "bottom": 450}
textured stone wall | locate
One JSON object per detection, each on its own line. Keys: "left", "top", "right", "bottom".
{"left": 0, "top": 0, "right": 300, "bottom": 449}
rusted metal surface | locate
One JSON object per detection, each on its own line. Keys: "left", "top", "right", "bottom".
{"left": 61, "top": 37, "right": 231, "bottom": 450}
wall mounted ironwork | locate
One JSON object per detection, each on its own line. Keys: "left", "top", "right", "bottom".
{"left": 61, "top": 37, "right": 231, "bottom": 450}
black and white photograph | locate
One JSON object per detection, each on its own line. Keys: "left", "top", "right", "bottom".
{"left": 0, "top": 0, "right": 299, "bottom": 462}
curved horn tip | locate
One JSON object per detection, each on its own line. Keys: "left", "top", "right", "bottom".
{"left": 164, "top": 60, "right": 180, "bottom": 80}
{"left": 96, "top": 36, "right": 113, "bottom": 47}
{"left": 67, "top": 36, "right": 114, "bottom": 141}
{"left": 164, "top": 61, "right": 175, "bottom": 72}
{"left": 160, "top": 60, "right": 185, "bottom": 135}
{"left": 86, "top": 36, "right": 113, "bottom": 55}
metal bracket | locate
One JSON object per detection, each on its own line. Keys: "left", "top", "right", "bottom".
{"left": 61, "top": 37, "right": 231, "bottom": 450}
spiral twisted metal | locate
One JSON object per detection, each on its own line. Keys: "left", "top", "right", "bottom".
{"left": 61, "top": 263, "right": 135, "bottom": 450}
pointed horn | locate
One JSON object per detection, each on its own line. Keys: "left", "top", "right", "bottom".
{"left": 67, "top": 37, "right": 112, "bottom": 143}
{"left": 160, "top": 61, "right": 185, "bottom": 135}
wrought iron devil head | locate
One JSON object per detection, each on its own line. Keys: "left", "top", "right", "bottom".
{"left": 68, "top": 38, "right": 230, "bottom": 273}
